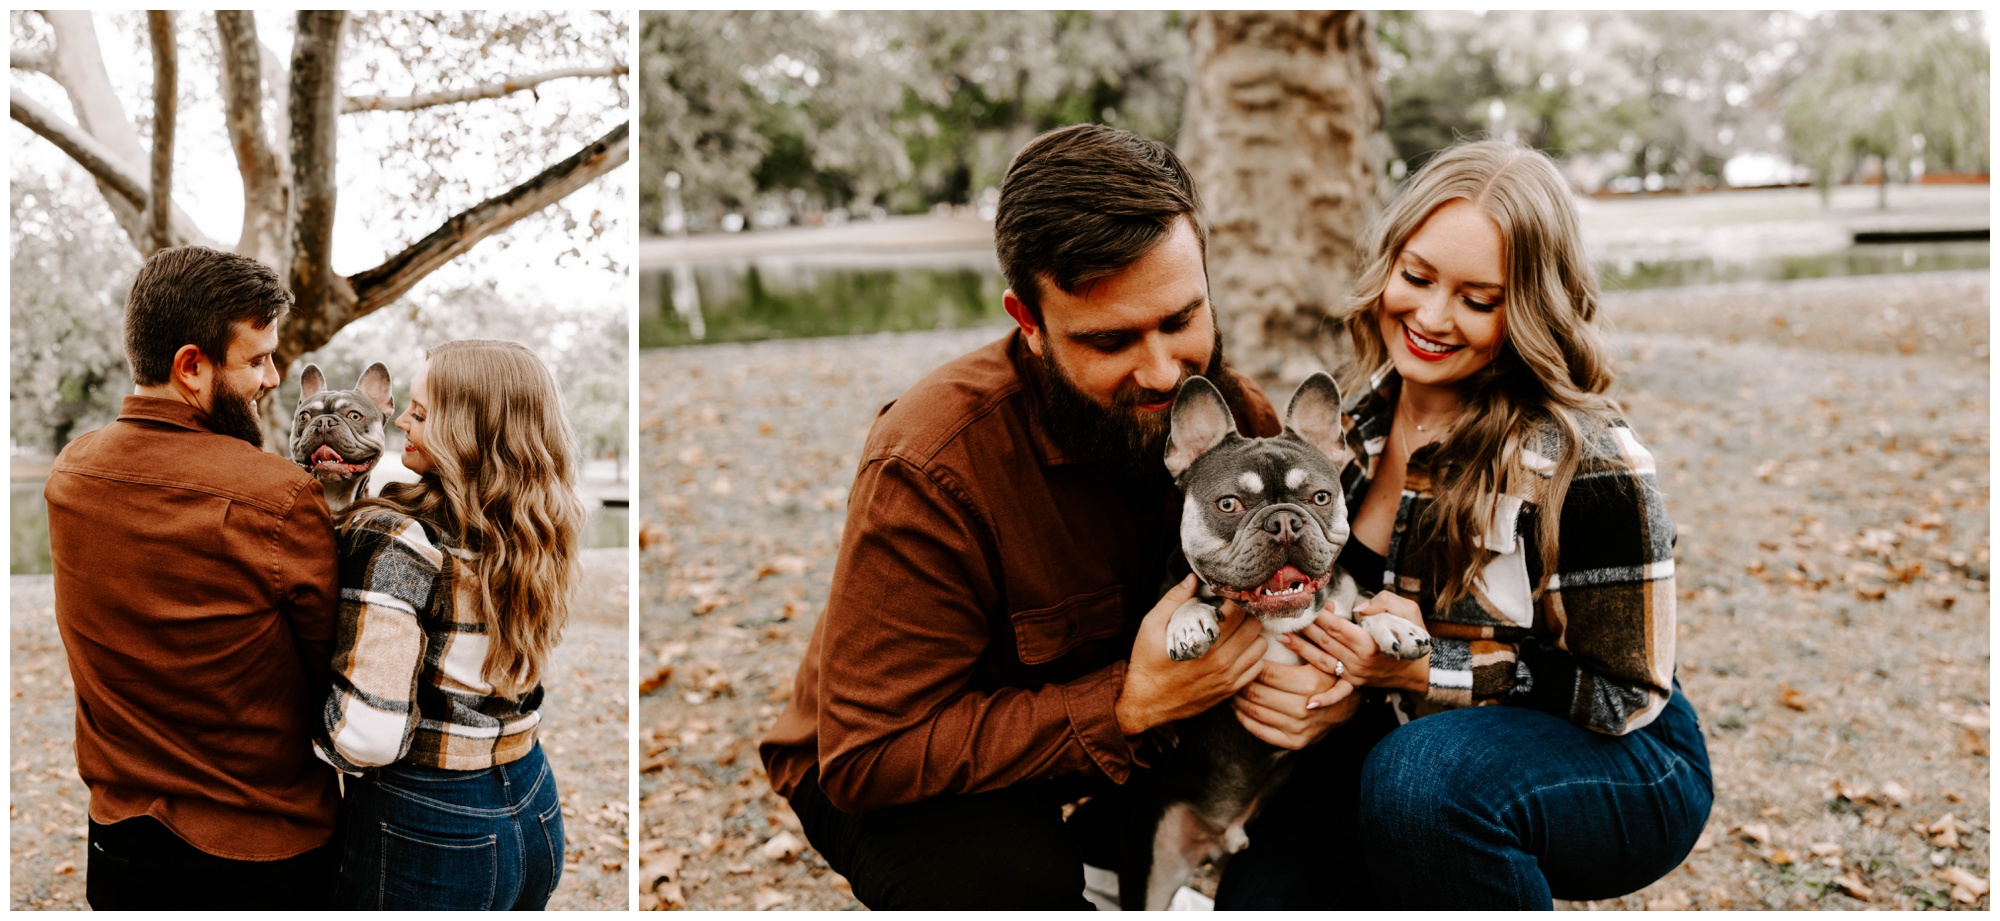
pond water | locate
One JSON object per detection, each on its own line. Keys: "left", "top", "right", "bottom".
{"left": 641, "top": 240, "right": 1989, "bottom": 348}
{"left": 9, "top": 481, "right": 628, "bottom": 575}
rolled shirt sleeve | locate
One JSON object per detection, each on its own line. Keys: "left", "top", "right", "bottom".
{"left": 315, "top": 517, "right": 440, "bottom": 772}
{"left": 813, "top": 456, "right": 1136, "bottom": 813}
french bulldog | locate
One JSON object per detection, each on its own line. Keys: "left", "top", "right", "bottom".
{"left": 289, "top": 362, "right": 393, "bottom": 514}
{"left": 1117, "top": 371, "right": 1430, "bottom": 910}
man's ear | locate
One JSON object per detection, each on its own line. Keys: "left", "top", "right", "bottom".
{"left": 169, "top": 344, "right": 210, "bottom": 397}
{"left": 1002, "top": 288, "right": 1045, "bottom": 358}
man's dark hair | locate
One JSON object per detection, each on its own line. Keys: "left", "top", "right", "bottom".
{"left": 124, "top": 245, "right": 293, "bottom": 386}
{"left": 994, "top": 124, "right": 1205, "bottom": 321}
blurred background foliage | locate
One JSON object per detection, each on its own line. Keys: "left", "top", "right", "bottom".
{"left": 641, "top": 9, "right": 1987, "bottom": 232}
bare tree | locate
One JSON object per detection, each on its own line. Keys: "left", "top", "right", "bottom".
{"left": 11, "top": 10, "right": 629, "bottom": 445}
{"left": 1179, "top": 11, "right": 1387, "bottom": 389}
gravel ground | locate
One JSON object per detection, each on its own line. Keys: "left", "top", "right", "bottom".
{"left": 637, "top": 270, "right": 1989, "bottom": 911}
{"left": 8, "top": 546, "right": 630, "bottom": 911}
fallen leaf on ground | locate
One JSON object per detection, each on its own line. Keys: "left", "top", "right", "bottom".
{"left": 1880, "top": 781, "right": 1911, "bottom": 805}
{"left": 753, "top": 887, "right": 793, "bottom": 910}
{"left": 754, "top": 555, "right": 809, "bottom": 579}
{"left": 1831, "top": 873, "right": 1872, "bottom": 900}
{"left": 1644, "top": 889, "right": 1690, "bottom": 910}
{"left": 760, "top": 831, "right": 804, "bottom": 861}
{"left": 1778, "top": 683, "right": 1808, "bottom": 710}
{"left": 1733, "top": 823, "right": 1772, "bottom": 847}
{"left": 1939, "top": 867, "right": 1989, "bottom": 895}
{"left": 639, "top": 666, "right": 674, "bottom": 694}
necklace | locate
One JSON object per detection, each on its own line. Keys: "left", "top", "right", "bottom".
{"left": 1395, "top": 398, "right": 1458, "bottom": 460}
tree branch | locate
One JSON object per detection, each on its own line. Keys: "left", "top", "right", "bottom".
{"left": 9, "top": 87, "right": 147, "bottom": 208}
{"left": 11, "top": 49, "right": 52, "bottom": 75}
{"left": 341, "top": 63, "right": 628, "bottom": 113}
{"left": 215, "top": 11, "right": 285, "bottom": 263}
{"left": 287, "top": 11, "right": 345, "bottom": 319}
{"left": 146, "top": 11, "right": 176, "bottom": 254}
{"left": 349, "top": 121, "right": 629, "bottom": 316}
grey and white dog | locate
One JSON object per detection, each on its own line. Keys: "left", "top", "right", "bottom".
{"left": 289, "top": 362, "right": 393, "bottom": 513}
{"left": 1118, "top": 372, "right": 1430, "bottom": 910}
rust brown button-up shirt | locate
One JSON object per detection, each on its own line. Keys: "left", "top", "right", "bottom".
{"left": 47, "top": 395, "right": 340, "bottom": 861}
{"left": 760, "top": 331, "right": 1279, "bottom": 813}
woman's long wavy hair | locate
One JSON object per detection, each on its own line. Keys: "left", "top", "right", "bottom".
{"left": 1341, "top": 140, "right": 1621, "bottom": 611}
{"left": 344, "top": 339, "right": 584, "bottom": 697}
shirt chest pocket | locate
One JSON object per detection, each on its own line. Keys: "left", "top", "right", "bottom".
{"left": 1009, "top": 584, "right": 1123, "bottom": 666}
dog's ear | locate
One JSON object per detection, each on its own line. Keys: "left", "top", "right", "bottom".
{"left": 1285, "top": 372, "right": 1345, "bottom": 461}
{"left": 1165, "top": 376, "right": 1236, "bottom": 478}
{"left": 299, "top": 364, "right": 325, "bottom": 401}
{"left": 356, "top": 362, "right": 394, "bottom": 415}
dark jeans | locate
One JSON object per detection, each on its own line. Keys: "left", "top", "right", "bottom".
{"left": 85, "top": 814, "right": 337, "bottom": 909}
{"left": 334, "top": 742, "right": 566, "bottom": 910}
{"left": 1219, "top": 680, "right": 1714, "bottom": 909}
{"left": 796, "top": 683, "right": 1709, "bottom": 910}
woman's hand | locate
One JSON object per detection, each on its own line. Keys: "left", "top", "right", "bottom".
{"left": 1280, "top": 591, "right": 1431, "bottom": 708}
{"left": 1231, "top": 660, "right": 1361, "bottom": 750}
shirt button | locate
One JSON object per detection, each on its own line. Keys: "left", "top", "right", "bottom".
{"left": 1067, "top": 621, "right": 1081, "bottom": 639}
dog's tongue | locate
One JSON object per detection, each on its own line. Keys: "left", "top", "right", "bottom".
{"left": 312, "top": 445, "right": 344, "bottom": 464}
{"left": 1261, "top": 565, "right": 1310, "bottom": 593}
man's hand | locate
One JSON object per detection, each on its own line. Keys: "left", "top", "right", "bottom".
{"left": 1233, "top": 661, "right": 1361, "bottom": 749}
{"left": 1116, "top": 576, "right": 1266, "bottom": 737}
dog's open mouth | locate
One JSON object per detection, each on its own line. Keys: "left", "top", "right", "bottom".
{"left": 1212, "top": 564, "right": 1329, "bottom": 616}
{"left": 306, "top": 444, "right": 377, "bottom": 479}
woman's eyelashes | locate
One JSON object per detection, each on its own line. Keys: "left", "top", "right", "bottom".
{"left": 1400, "top": 268, "right": 1500, "bottom": 313}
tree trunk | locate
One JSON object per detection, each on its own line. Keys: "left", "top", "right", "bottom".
{"left": 1180, "top": 10, "right": 1387, "bottom": 392}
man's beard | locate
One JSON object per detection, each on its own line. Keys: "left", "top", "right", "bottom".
{"left": 1037, "top": 325, "right": 1243, "bottom": 480}
{"left": 206, "top": 379, "right": 266, "bottom": 447}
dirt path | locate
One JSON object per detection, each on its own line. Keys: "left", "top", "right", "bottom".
{"left": 636, "top": 270, "right": 1989, "bottom": 911}
{"left": 8, "top": 547, "right": 630, "bottom": 911}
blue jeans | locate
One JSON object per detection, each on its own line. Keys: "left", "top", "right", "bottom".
{"left": 1217, "top": 682, "right": 1711, "bottom": 909}
{"left": 334, "top": 742, "right": 565, "bottom": 910}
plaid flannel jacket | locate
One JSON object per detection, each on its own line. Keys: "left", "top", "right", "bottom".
{"left": 1342, "top": 369, "right": 1677, "bottom": 735}
{"left": 314, "top": 513, "right": 544, "bottom": 772}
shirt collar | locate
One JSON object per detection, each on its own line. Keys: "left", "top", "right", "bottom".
{"left": 118, "top": 393, "right": 221, "bottom": 435}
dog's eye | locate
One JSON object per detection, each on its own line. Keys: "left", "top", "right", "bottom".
{"left": 1217, "top": 496, "right": 1242, "bottom": 513}
{"left": 1312, "top": 490, "right": 1332, "bottom": 506}
{"left": 347, "top": 411, "right": 363, "bottom": 421}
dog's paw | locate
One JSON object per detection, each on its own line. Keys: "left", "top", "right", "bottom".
{"left": 1167, "top": 599, "right": 1220, "bottom": 661}
{"left": 1363, "top": 613, "right": 1432, "bottom": 660}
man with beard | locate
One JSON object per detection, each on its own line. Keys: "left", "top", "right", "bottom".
{"left": 760, "top": 125, "right": 1365, "bottom": 908}
{"left": 45, "top": 245, "right": 340, "bottom": 908}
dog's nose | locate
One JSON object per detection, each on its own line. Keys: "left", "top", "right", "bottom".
{"left": 317, "top": 416, "right": 338, "bottom": 432}
{"left": 1262, "top": 509, "right": 1302, "bottom": 543}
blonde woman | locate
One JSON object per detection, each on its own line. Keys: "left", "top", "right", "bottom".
{"left": 314, "top": 339, "right": 584, "bottom": 910}
{"left": 1214, "top": 141, "right": 1711, "bottom": 909}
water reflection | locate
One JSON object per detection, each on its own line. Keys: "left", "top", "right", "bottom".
{"left": 640, "top": 252, "right": 1007, "bottom": 348}
{"left": 644, "top": 242, "right": 1987, "bottom": 348}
